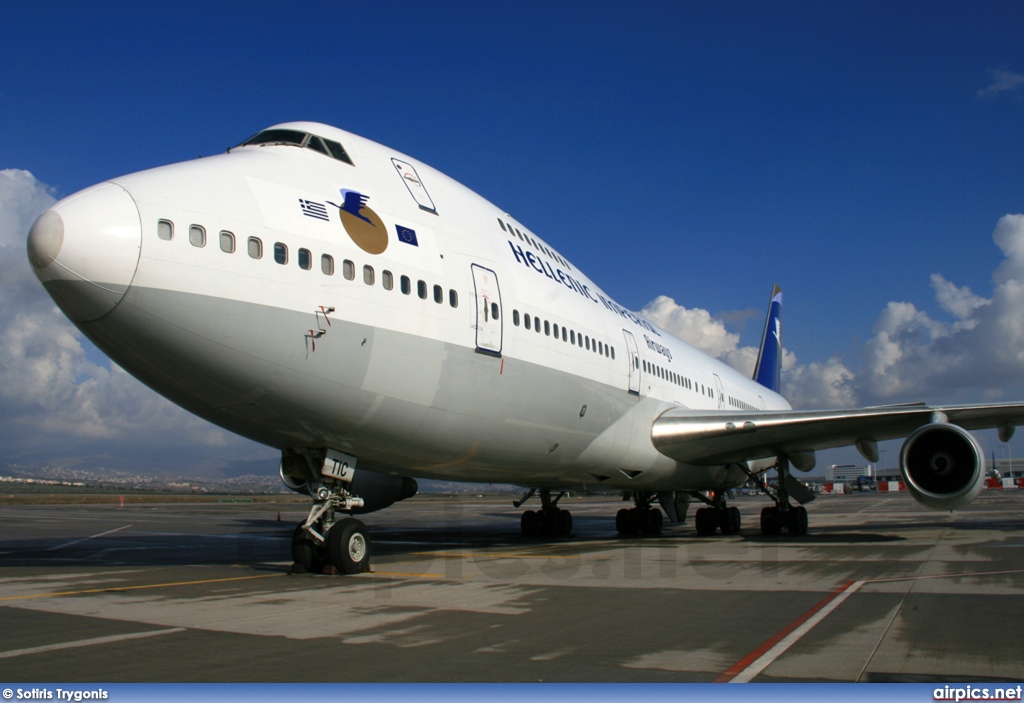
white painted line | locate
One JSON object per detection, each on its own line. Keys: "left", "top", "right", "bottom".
{"left": 0, "top": 628, "right": 186, "bottom": 659}
{"left": 46, "top": 524, "right": 133, "bottom": 552}
{"left": 729, "top": 580, "right": 864, "bottom": 683}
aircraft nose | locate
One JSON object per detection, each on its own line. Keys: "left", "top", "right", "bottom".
{"left": 27, "top": 182, "right": 142, "bottom": 323}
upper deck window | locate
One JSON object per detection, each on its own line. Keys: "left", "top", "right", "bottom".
{"left": 239, "top": 129, "right": 354, "bottom": 165}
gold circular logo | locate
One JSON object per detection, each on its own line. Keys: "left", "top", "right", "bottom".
{"left": 335, "top": 190, "right": 387, "bottom": 255}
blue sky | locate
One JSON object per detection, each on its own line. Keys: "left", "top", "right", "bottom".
{"left": 2, "top": 1, "right": 1023, "bottom": 474}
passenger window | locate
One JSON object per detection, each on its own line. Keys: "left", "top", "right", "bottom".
{"left": 544, "top": 321, "right": 550, "bottom": 336}
{"left": 449, "top": 289, "right": 458, "bottom": 308}
{"left": 247, "top": 237, "right": 262, "bottom": 259}
{"left": 321, "top": 254, "right": 334, "bottom": 275}
{"left": 433, "top": 284, "right": 443, "bottom": 304}
{"left": 417, "top": 280, "right": 427, "bottom": 299}
{"left": 157, "top": 220, "right": 173, "bottom": 241}
{"left": 382, "top": 270, "right": 394, "bottom": 290}
{"left": 401, "top": 275, "right": 411, "bottom": 295}
{"left": 570, "top": 330, "right": 576, "bottom": 345}
{"left": 585, "top": 336, "right": 590, "bottom": 351}
{"left": 343, "top": 260, "right": 355, "bottom": 281}
{"left": 298, "top": 248, "right": 311, "bottom": 270}
{"left": 525, "top": 314, "right": 532, "bottom": 331}
{"left": 562, "top": 328, "right": 568, "bottom": 342}
{"left": 553, "top": 323, "right": 559, "bottom": 338}
{"left": 363, "top": 265, "right": 375, "bottom": 285}
{"left": 219, "top": 231, "right": 235, "bottom": 253}
{"left": 274, "top": 242, "right": 288, "bottom": 264}
{"left": 491, "top": 303, "right": 499, "bottom": 320}
{"left": 513, "top": 310, "right": 520, "bottom": 326}
{"left": 189, "top": 225, "right": 206, "bottom": 248}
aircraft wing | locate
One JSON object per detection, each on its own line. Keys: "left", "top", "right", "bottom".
{"left": 651, "top": 402, "right": 1024, "bottom": 467}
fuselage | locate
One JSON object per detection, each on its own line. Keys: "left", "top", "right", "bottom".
{"left": 28, "top": 122, "right": 790, "bottom": 492}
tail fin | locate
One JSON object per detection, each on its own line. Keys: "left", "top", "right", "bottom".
{"left": 752, "top": 284, "right": 783, "bottom": 393}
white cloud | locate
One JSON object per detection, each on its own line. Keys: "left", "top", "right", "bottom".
{"left": 856, "top": 214, "right": 1024, "bottom": 403}
{"left": 640, "top": 213, "right": 1024, "bottom": 411}
{"left": 977, "top": 69, "right": 1024, "bottom": 99}
{"left": 639, "top": 294, "right": 853, "bottom": 409}
{"left": 0, "top": 170, "right": 258, "bottom": 467}
{"left": 641, "top": 295, "right": 741, "bottom": 359}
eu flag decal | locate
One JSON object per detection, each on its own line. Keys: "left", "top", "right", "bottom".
{"left": 396, "top": 225, "right": 419, "bottom": 246}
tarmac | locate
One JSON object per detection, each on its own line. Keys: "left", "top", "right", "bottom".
{"left": 1, "top": 491, "right": 1023, "bottom": 682}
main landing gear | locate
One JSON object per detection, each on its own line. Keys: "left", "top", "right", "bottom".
{"left": 518, "top": 488, "right": 573, "bottom": 537}
{"left": 692, "top": 491, "right": 742, "bottom": 536}
{"left": 615, "top": 492, "right": 664, "bottom": 536}
{"left": 743, "top": 454, "right": 809, "bottom": 536}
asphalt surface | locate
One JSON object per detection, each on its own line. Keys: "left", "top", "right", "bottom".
{"left": 1, "top": 491, "right": 1023, "bottom": 682}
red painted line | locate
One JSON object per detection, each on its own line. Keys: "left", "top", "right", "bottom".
{"left": 714, "top": 579, "right": 856, "bottom": 683}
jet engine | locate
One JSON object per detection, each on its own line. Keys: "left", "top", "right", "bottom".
{"left": 899, "top": 422, "right": 984, "bottom": 511}
{"left": 279, "top": 457, "right": 417, "bottom": 513}
{"left": 279, "top": 461, "right": 309, "bottom": 494}
{"left": 347, "top": 470, "right": 419, "bottom": 514}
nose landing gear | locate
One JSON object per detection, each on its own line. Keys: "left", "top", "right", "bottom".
{"left": 289, "top": 449, "right": 372, "bottom": 575}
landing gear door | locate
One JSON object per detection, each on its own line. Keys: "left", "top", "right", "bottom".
{"left": 472, "top": 264, "right": 502, "bottom": 355}
{"left": 623, "top": 330, "right": 641, "bottom": 395}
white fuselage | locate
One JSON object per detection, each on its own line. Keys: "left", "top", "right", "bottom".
{"left": 29, "top": 122, "right": 790, "bottom": 492}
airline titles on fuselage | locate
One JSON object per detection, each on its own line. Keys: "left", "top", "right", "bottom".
{"left": 644, "top": 335, "right": 673, "bottom": 362}
{"left": 506, "top": 239, "right": 661, "bottom": 338}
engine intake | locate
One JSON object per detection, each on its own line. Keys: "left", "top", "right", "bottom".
{"left": 900, "top": 422, "right": 984, "bottom": 511}
{"left": 279, "top": 461, "right": 309, "bottom": 494}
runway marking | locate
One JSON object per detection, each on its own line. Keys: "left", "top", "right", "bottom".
{"left": 0, "top": 573, "right": 282, "bottom": 602}
{"left": 46, "top": 524, "right": 133, "bottom": 551}
{"left": 866, "top": 568, "right": 1024, "bottom": 583}
{"left": 714, "top": 566, "right": 1024, "bottom": 682}
{"left": 715, "top": 580, "right": 864, "bottom": 683}
{"left": 0, "top": 627, "right": 186, "bottom": 659}
{"left": 411, "top": 550, "right": 582, "bottom": 560}
{"left": 370, "top": 570, "right": 449, "bottom": 579}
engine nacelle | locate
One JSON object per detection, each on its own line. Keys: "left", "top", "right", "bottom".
{"left": 900, "top": 422, "right": 984, "bottom": 511}
{"left": 279, "top": 460, "right": 309, "bottom": 494}
{"left": 348, "top": 470, "right": 419, "bottom": 514}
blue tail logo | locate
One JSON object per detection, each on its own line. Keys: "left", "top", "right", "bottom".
{"left": 753, "top": 285, "right": 783, "bottom": 393}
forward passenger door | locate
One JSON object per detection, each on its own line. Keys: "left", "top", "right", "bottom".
{"left": 471, "top": 264, "right": 502, "bottom": 355}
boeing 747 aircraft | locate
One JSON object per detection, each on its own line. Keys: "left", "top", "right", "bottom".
{"left": 26, "top": 122, "right": 1024, "bottom": 574}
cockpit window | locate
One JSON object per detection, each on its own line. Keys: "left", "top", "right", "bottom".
{"left": 306, "top": 135, "right": 329, "bottom": 155}
{"left": 323, "top": 138, "right": 353, "bottom": 164}
{"left": 238, "top": 129, "right": 354, "bottom": 165}
{"left": 242, "top": 129, "right": 306, "bottom": 147}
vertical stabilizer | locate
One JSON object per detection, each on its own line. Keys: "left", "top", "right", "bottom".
{"left": 753, "top": 284, "right": 783, "bottom": 393}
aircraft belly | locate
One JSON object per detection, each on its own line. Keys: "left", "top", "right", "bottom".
{"left": 76, "top": 284, "right": 670, "bottom": 485}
